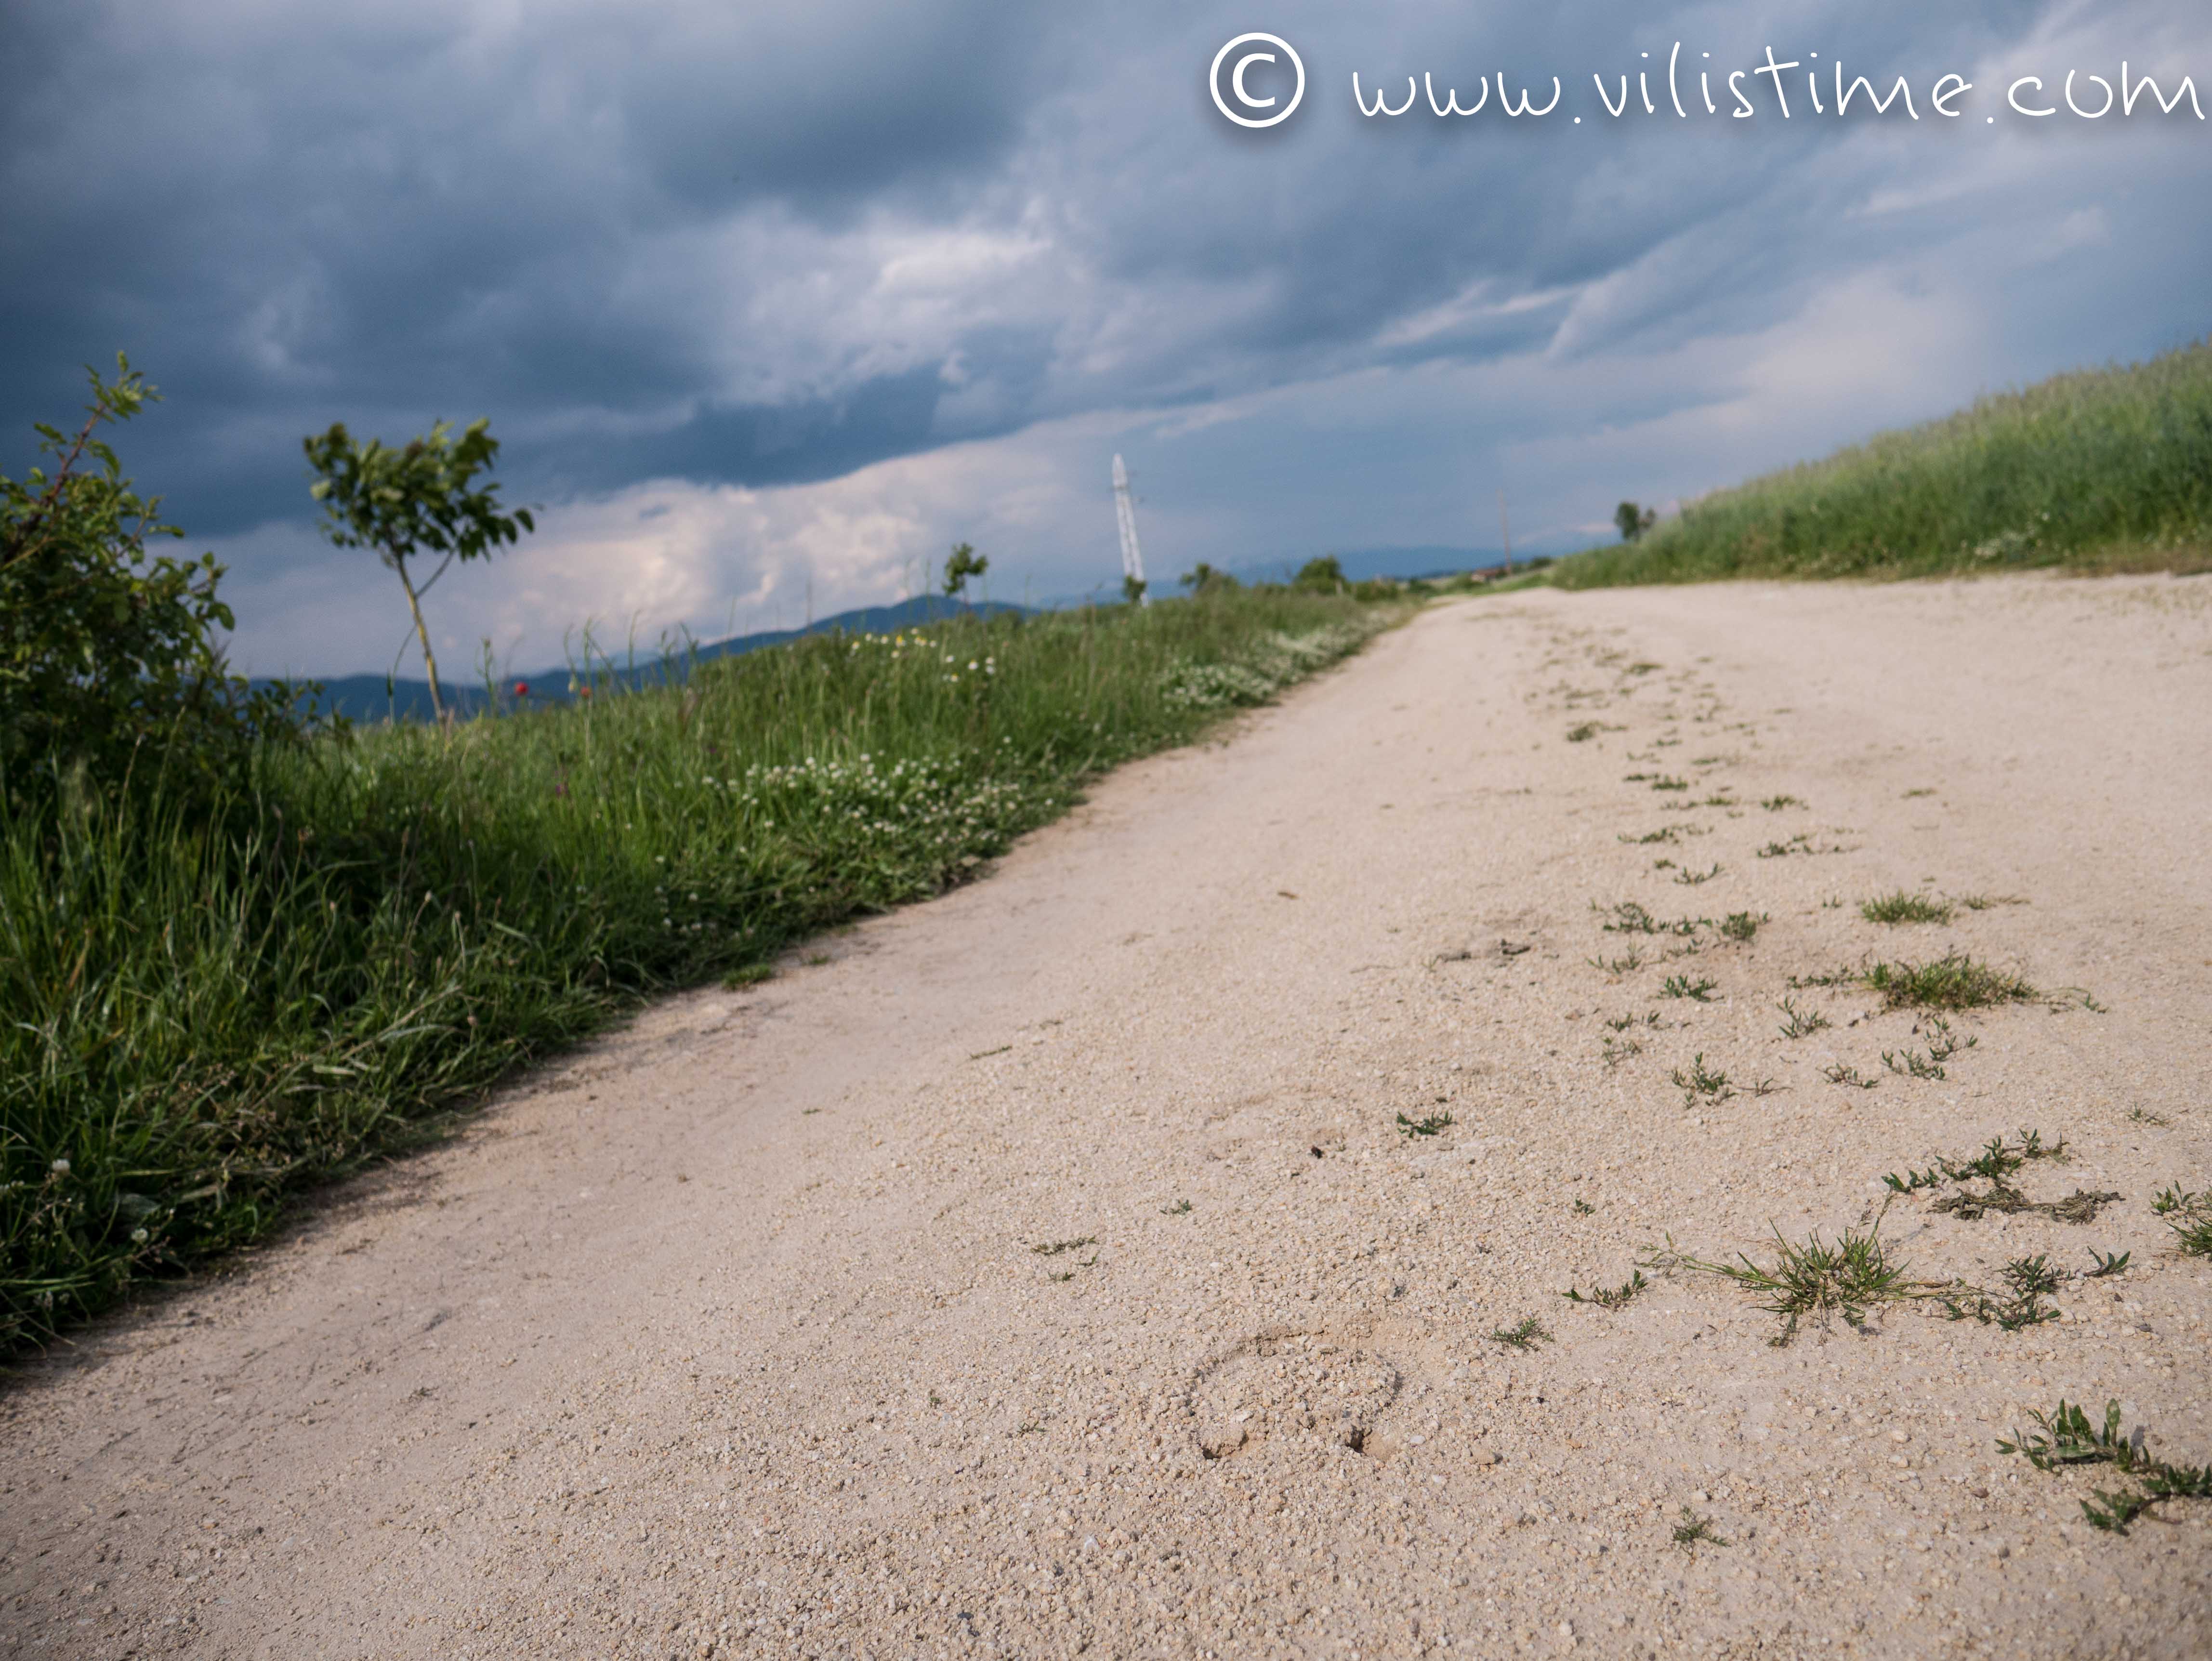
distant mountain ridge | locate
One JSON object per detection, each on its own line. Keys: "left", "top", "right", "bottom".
{"left": 282, "top": 595, "right": 1024, "bottom": 725}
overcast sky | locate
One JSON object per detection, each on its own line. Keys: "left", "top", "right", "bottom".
{"left": 5, "top": 0, "right": 2208, "bottom": 676}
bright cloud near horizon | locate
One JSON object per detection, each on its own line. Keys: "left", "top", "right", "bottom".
{"left": 4, "top": 0, "right": 2208, "bottom": 676}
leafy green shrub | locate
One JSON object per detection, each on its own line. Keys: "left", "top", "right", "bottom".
{"left": 0, "top": 359, "right": 304, "bottom": 805}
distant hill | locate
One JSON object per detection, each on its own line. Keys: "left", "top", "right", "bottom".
{"left": 285, "top": 595, "right": 1025, "bottom": 724}
{"left": 1548, "top": 337, "right": 2212, "bottom": 588}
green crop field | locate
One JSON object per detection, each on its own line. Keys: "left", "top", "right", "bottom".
{"left": 1, "top": 592, "right": 1394, "bottom": 1352}
{"left": 1549, "top": 338, "right": 2212, "bottom": 588}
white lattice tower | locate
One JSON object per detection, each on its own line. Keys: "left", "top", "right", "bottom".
{"left": 1112, "top": 453, "right": 1148, "bottom": 604}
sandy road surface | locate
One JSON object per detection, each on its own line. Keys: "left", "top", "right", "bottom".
{"left": 5, "top": 574, "right": 2211, "bottom": 1660}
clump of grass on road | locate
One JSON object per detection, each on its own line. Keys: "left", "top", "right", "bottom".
{"left": 1672, "top": 1222, "right": 1927, "bottom": 1346}
{"left": 1, "top": 589, "right": 1396, "bottom": 1353}
{"left": 1861, "top": 891, "right": 1954, "bottom": 925}
{"left": 1864, "top": 952, "right": 2035, "bottom": 1011}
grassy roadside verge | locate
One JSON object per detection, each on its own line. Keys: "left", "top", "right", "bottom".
{"left": 1, "top": 591, "right": 1398, "bottom": 1353}
{"left": 1546, "top": 339, "right": 2212, "bottom": 589}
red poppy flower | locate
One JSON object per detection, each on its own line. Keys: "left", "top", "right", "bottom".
{"left": 513, "top": 680, "right": 529, "bottom": 698}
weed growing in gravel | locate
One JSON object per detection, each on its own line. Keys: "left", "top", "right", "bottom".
{"left": 1776, "top": 997, "right": 1830, "bottom": 1039}
{"left": 1672, "top": 1054, "right": 1733, "bottom": 1105}
{"left": 1589, "top": 949, "right": 1646, "bottom": 976}
{"left": 1958, "top": 893, "right": 2028, "bottom": 911}
{"left": 1863, "top": 953, "right": 2036, "bottom": 1011}
{"left": 1673, "top": 1221, "right": 1926, "bottom": 1345}
{"left": 1759, "top": 833, "right": 1813, "bottom": 858}
{"left": 1821, "top": 1063, "right": 1878, "bottom": 1089}
{"left": 1489, "top": 1316, "right": 1553, "bottom": 1351}
{"left": 1674, "top": 863, "right": 1722, "bottom": 885}
{"left": 1719, "top": 911, "right": 1765, "bottom": 943}
{"left": 1999, "top": 1399, "right": 2212, "bottom": 1533}
{"left": 1397, "top": 1111, "right": 1454, "bottom": 1138}
{"left": 2152, "top": 1185, "right": 2212, "bottom": 1256}
{"left": 1660, "top": 974, "right": 1718, "bottom": 1002}
{"left": 1883, "top": 1047, "right": 1948, "bottom": 1081}
{"left": 1572, "top": 1198, "right": 1597, "bottom": 1215}
{"left": 1606, "top": 1012, "right": 1661, "bottom": 1031}
{"left": 1787, "top": 960, "right": 1858, "bottom": 986}
{"left": 2127, "top": 1108, "right": 2171, "bottom": 1127}
{"left": 1671, "top": 1507, "right": 1730, "bottom": 1549}
{"left": 1923, "top": 1017, "right": 1974, "bottom": 1063}
{"left": 1619, "top": 826, "right": 1706, "bottom": 845}
{"left": 1943, "top": 1255, "right": 2063, "bottom": 1329}
{"left": 2153, "top": 1183, "right": 2202, "bottom": 1215}
{"left": 1567, "top": 723, "right": 1599, "bottom": 741}
{"left": 2087, "top": 1249, "right": 2131, "bottom": 1278}
{"left": 1032, "top": 1237, "right": 1096, "bottom": 1256}
{"left": 1601, "top": 1036, "right": 1644, "bottom": 1068}
{"left": 1761, "top": 796, "right": 1802, "bottom": 811}
{"left": 1883, "top": 1131, "right": 2117, "bottom": 1224}
{"left": 1651, "top": 776, "right": 1689, "bottom": 792}
{"left": 1884, "top": 1130, "right": 2065, "bottom": 1192}
{"left": 1885, "top": 1166, "right": 1946, "bottom": 1194}
{"left": 1161, "top": 1200, "right": 1192, "bottom": 1215}
{"left": 1861, "top": 892, "right": 1955, "bottom": 925}
{"left": 1564, "top": 1269, "right": 1649, "bottom": 1309}
{"left": 724, "top": 963, "right": 777, "bottom": 988}
{"left": 1597, "top": 900, "right": 1703, "bottom": 936}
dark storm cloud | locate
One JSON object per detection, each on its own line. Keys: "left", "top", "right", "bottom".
{"left": 0, "top": 0, "right": 2188, "bottom": 557}
{"left": 0, "top": 0, "right": 1053, "bottom": 527}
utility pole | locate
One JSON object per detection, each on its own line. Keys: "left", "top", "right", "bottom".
{"left": 1112, "top": 454, "right": 1149, "bottom": 605}
{"left": 1498, "top": 488, "right": 1513, "bottom": 578}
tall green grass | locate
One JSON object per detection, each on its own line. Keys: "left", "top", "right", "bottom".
{"left": 1, "top": 591, "right": 1394, "bottom": 1352}
{"left": 1551, "top": 339, "right": 2212, "bottom": 587}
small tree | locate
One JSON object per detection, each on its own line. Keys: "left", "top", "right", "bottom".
{"left": 942, "top": 541, "right": 988, "bottom": 599}
{"left": 1292, "top": 555, "right": 1345, "bottom": 592}
{"left": 1615, "top": 501, "right": 1658, "bottom": 542}
{"left": 1179, "top": 561, "right": 1238, "bottom": 594}
{"left": 304, "top": 417, "right": 533, "bottom": 722}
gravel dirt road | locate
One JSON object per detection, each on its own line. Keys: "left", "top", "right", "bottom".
{"left": 6, "top": 574, "right": 2210, "bottom": 1659}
